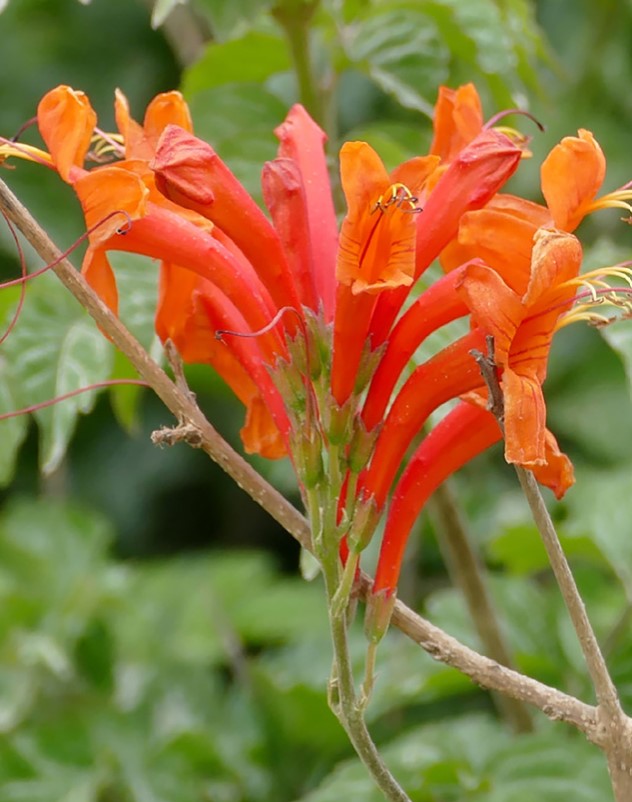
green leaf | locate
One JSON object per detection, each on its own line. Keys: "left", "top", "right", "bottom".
{"left": 0, "top": 353, "right": 28, "bottom": 487}
{"left": 182, "top": 30, "right": 291, "bottom": 95}
{"left": 601, "top": 321, "right": 632, "bottom": 402}
{"left": 193, "top": 0, "right": 274, "bottom": 41}
{"left": 296, "top": 717, "right": 609, "bottom": 802}
{"left": 5, "top": 274, "right": 113, "bottom": 474}
{"left": 345, "top": 8, "right": 450, "bottom": 115}
{"left": 186, "top": 84, "right": 289, "bottom": 201}
{"left": 565, "top": 466, "right": 632, "bottom": 590}
{"left": 488, "top": 522, "right": 606, "bottom": 576}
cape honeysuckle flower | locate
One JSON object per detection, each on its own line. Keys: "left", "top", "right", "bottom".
{"left": 457, "top": 227, "right": 582, "bottom": 467}
{"left": 441, "top": 129, "right": 632, "bottom": 292}
{"left": 0, "top": 85, "right": 292, "bottom": 457}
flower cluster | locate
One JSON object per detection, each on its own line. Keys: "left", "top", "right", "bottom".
{"left": 3, "top": 83, "right": 631, "bottom": 630}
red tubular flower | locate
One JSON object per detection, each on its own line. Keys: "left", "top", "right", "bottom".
{"left": 152, "top": 125, "right": 303, "bottom": 316}
{"left": 373, "top": 402, "right": 501, "bottom": 596}
{"left": 371, "top": 399, "right": 574, "bottom": 598}
{"left": 261, "top": 159, "right": 319, "bottom": 312}
{"left": 358, "top": 326, "right": 489, "bottom": 510}
{"left": 274, "top": 104, "right": 339, "bottom": 320}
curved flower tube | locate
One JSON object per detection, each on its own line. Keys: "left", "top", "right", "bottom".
{"left": 372, "top": 400, "right": 574, "bottom": 598}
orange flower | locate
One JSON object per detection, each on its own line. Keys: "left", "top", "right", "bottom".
{"left": 541, "top": 128, "right": 632, "bottom": 229}
{"left": 440, "top": 129, "right": 632, "bottom": 295}
{"left": 456, "top": 227, "right": 582, "bottom": 468}
{"left": 1, "top": 85, "right": 290, "bottom": 459}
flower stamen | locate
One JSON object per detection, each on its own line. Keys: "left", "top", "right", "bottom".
{"left": 556, "top": 264, "right": 632, "bottom": 329}
{"left": 586, "top": 187, "right": 632, "bottom": 221}
{"left": 371, "top": 183, "right": 423, "bottom": 215}
{"left": 89, "top": 129, "right": 125, "bottom": 163}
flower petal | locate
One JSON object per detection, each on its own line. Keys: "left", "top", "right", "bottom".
{"left": 456, "top": 262, "right": 523, "bottom": 361}
{"left": 241, "top": 395, "right": 286, "bottom": 459}
{"left": 74, "top": 166, "right": 149, "bottom": 245}
{"left": 541, "top": 129, "right": 605, "bottom": 231}
{"left": 81, "top": 247, "right": 118, "bottom": 314}
{"left": 502, "top": 367, "right": 547, "bottom": 466}
{"left": 37, "top": 85, "right": 97, "bottom": 182}
{"left": 337, "top": 141, "right": 416, "bottom": 293}
{"left": 430, "top": 83, "right": 484, "bottom": 162}
{"left": 532, "top": 430, "right": 575, "bottom": 499}
{"left": 440, "top": 195, "right": 550, "bottom": 293}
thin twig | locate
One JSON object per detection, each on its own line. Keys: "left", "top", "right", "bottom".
{"left": 472, "top": 332, "right": 632, "bottom": 800}
{"left": 0, "top": 177, "right": 619, "bottom": 751}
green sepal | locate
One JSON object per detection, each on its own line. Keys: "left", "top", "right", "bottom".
{"left": 292, "top": 429, "right": 324, "bottom": 489}
{"left": 353, "top": 340, "right": 386, "bottom": 396}
{"left": 347, "top": 495, "right": 381, "bottom": 554}
{"left": 321, "top": 394, "right": 355, "bottom": 446}
{"left": 347, "top": 416, "right": 380, "bottom": 474}
{"left": 364, "top": 587, "right": 397, "bottom": 645}
{"left": 270, "top": 356, "right": 307, "bottom": 414}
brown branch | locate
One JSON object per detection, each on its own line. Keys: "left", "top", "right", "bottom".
{"left": 0, "top": 177, "right": 616, "bottom": 750}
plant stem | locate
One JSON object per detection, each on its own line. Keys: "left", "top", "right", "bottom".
{"left": 514, "top": 466, "right": 632, "bottom": 801}
{"left": 514, "top": 468, "right": 618, "bottom": 712}
{"left": 272, "top": 1, "right": 323, "bottom": 123}
{"left": 321, "top": 558, "right": 412, "bottom": 802}
{"left": 428, "top": 480, "right": 533, "bottom": 733}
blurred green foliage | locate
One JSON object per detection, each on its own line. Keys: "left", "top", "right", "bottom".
{"left": 1, "top": 0, "right": 632, "bottom": 799}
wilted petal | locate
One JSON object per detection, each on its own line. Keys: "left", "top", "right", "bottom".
{"left": 456, "top": 262, "right": 523, "bottom": 360}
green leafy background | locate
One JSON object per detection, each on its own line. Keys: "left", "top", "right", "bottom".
{"left": 1, "top": 0, "right": 632, "bottom": 799}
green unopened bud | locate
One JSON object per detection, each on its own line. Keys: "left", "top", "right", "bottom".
{"left": 364, "top": 587, "right": 396, "bottom": 645}
{"left": 347, "top": 496, "right": 381, "bottom": 553}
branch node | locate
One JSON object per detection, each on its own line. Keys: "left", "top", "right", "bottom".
{"left": 470, "top": 335, "right": 504, "bottom": 425}
{"left": 151, "top": 422, "right": 203, "bottom": 448}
